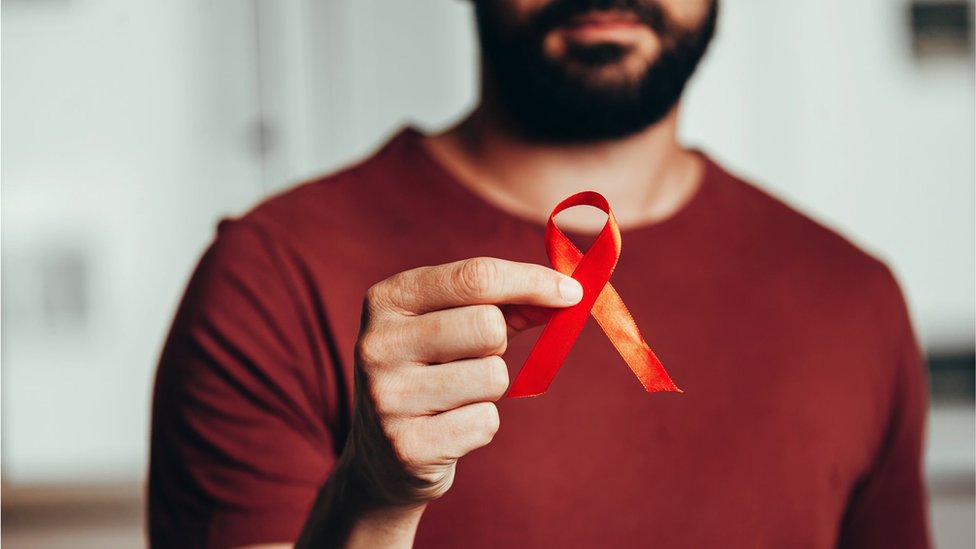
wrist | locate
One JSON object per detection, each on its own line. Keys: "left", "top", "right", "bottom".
{"left": 339, "top": 427, "right": 444, "bottom": 509}
{"left": 295, "top": 456, "right": 428, "bottom": 549}
{"left": 350, "top": 502, "right": 427, "bottom": 543}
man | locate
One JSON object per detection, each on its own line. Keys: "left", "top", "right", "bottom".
{"left": 149, "top": 0, "right": 931, "bottom": 547}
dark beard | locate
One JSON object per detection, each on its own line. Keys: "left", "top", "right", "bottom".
{"left": 474, "top": 0, "right": 718, "bottom": 144}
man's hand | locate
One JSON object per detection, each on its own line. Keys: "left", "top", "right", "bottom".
{"left": 348, "top": 257, "right": 584, "bottom": 505}
{"left": 295, "top": 257, "right": 582, "bottom": 549}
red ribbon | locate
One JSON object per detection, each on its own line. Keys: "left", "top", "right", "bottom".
{"left": 508, "top": 191, "right": 682, "bottom": 398}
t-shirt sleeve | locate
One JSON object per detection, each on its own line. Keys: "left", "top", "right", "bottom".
{"left": 837, "top": 275, "right": 932, "bottom": 549}
{"left": 149, "top": 219, "right": 342, "bottom": 549}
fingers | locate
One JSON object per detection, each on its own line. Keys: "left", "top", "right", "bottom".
{"left": 393, "top": 305, "right": 508, "bottom": 363}
{"left": 375, "top": 257, "right": 583, "bottom": 314}
{"left": 382, "top": 301, "right": 559, "bottom": 365}
{"left": 374, "top": 357, "right": 510, "bottom": 417}
{"left": 353, "top": 257, "right": 571, "bottom": 502}
{"left": 350, "top": 256, "right": 577, "bottom": 493}
{"left": 395, "top": 402, "right": 501, "bottom": 468}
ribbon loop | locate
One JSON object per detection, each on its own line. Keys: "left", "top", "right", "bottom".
{"left": 508, "top": 191, "right": 681, "bottom": 398}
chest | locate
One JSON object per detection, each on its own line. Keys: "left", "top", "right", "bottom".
{"left": 313, "top": 227, "right": 888, "bottom": 547}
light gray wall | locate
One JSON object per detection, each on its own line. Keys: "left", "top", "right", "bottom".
{"left": 2, "top": 0, "right": 266, "bottom": 482}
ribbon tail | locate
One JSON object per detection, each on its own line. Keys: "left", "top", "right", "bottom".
{"left": 591, "top": 283, "right": 682, "bottom": 393}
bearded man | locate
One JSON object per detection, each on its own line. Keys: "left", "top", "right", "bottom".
{"left": 149, "top": 1, "right": 932, "bottom": 547}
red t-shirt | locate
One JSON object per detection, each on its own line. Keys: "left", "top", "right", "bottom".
{"left": 149, "top": 128, "right": 931, "bottom": 548}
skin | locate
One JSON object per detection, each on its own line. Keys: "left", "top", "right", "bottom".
{"left": 237, "top": 0, "right": 711, "bottom": 547}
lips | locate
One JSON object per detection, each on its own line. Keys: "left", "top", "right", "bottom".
{"left": 559, "top": 11, "right": 648, "bottom": 43}
{"left": 565, "top": 11, "right": 643, "bottom": 30}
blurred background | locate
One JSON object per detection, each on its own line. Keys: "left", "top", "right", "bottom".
{"left": 2, "top": 0, "right": 974, "bottom": 547}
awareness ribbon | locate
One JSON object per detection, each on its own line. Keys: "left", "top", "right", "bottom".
{"left": 507, "top": 191, "right": 682, "bottom": 398}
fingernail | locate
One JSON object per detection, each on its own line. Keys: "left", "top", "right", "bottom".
{"left": 559, "top": 277, "right": 583, "bottom": 304}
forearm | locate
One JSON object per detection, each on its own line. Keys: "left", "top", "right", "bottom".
{"left": 341, "top": 504, "right": 425, "bottom": 549}
{"left": 294, "top": 454, "right": 426, "bottom": 549}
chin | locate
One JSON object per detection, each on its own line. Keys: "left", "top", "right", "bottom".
{"left": 564, "top": 54, "right": 658, "bottom": 87}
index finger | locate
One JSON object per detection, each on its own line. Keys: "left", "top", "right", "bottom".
{"left": 379, "top": 257, "right": 583, "bottom": 314}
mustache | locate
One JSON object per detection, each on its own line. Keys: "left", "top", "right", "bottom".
{"left": 529, "top": 0, "right": 671, "bottom": 37}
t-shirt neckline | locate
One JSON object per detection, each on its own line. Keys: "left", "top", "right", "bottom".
{"left": 394, "top": 125, "right": 718, "bottom": 241}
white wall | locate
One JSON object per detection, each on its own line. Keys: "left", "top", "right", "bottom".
{"left": 2, "top": 0, "right": 265, "bottom": 482}
{"left": 2, "top": 0, "right": 972, "bottom": 487}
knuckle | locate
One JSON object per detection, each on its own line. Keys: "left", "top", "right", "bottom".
{"left": 366, "top": 276, "right": 411, "bottom": 315}
{"left": 366, "top": 371, "right": 397, "bottom": 416}
{"left": 387, "top": 421, "right": 422, "bottom": 468}
{"left": 479, "top": 403, "right": 501, "bottom": 440}
{"left": 363, "top": 283, "right": 386, "bottom": 315}
{"left": 456, "top": 257, "right": 497, "bottom": 299}
{"left": 485, "top": 356, "right": 510, "bottom": 398}
{"left": 355, "top": 331, "right": 386, "bottom": 367}
{"left": 475, "top": 306, "right": 507, "bottom": 352}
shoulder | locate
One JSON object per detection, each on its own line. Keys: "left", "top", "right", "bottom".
{"left": 240, "top": 130, "right": 418, "bottom": 241}
{"left": 193, "top": 127, "right": 449, "bottom": 323}
{"left": 707, "top": 158, "right": 909, "bottom": 332}
{"left": 714, "top": 160, "right": 892, "bottom": 273}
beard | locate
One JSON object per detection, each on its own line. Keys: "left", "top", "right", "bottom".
{"left": 474, "top": 0, "right": 718, "bottom": 144}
